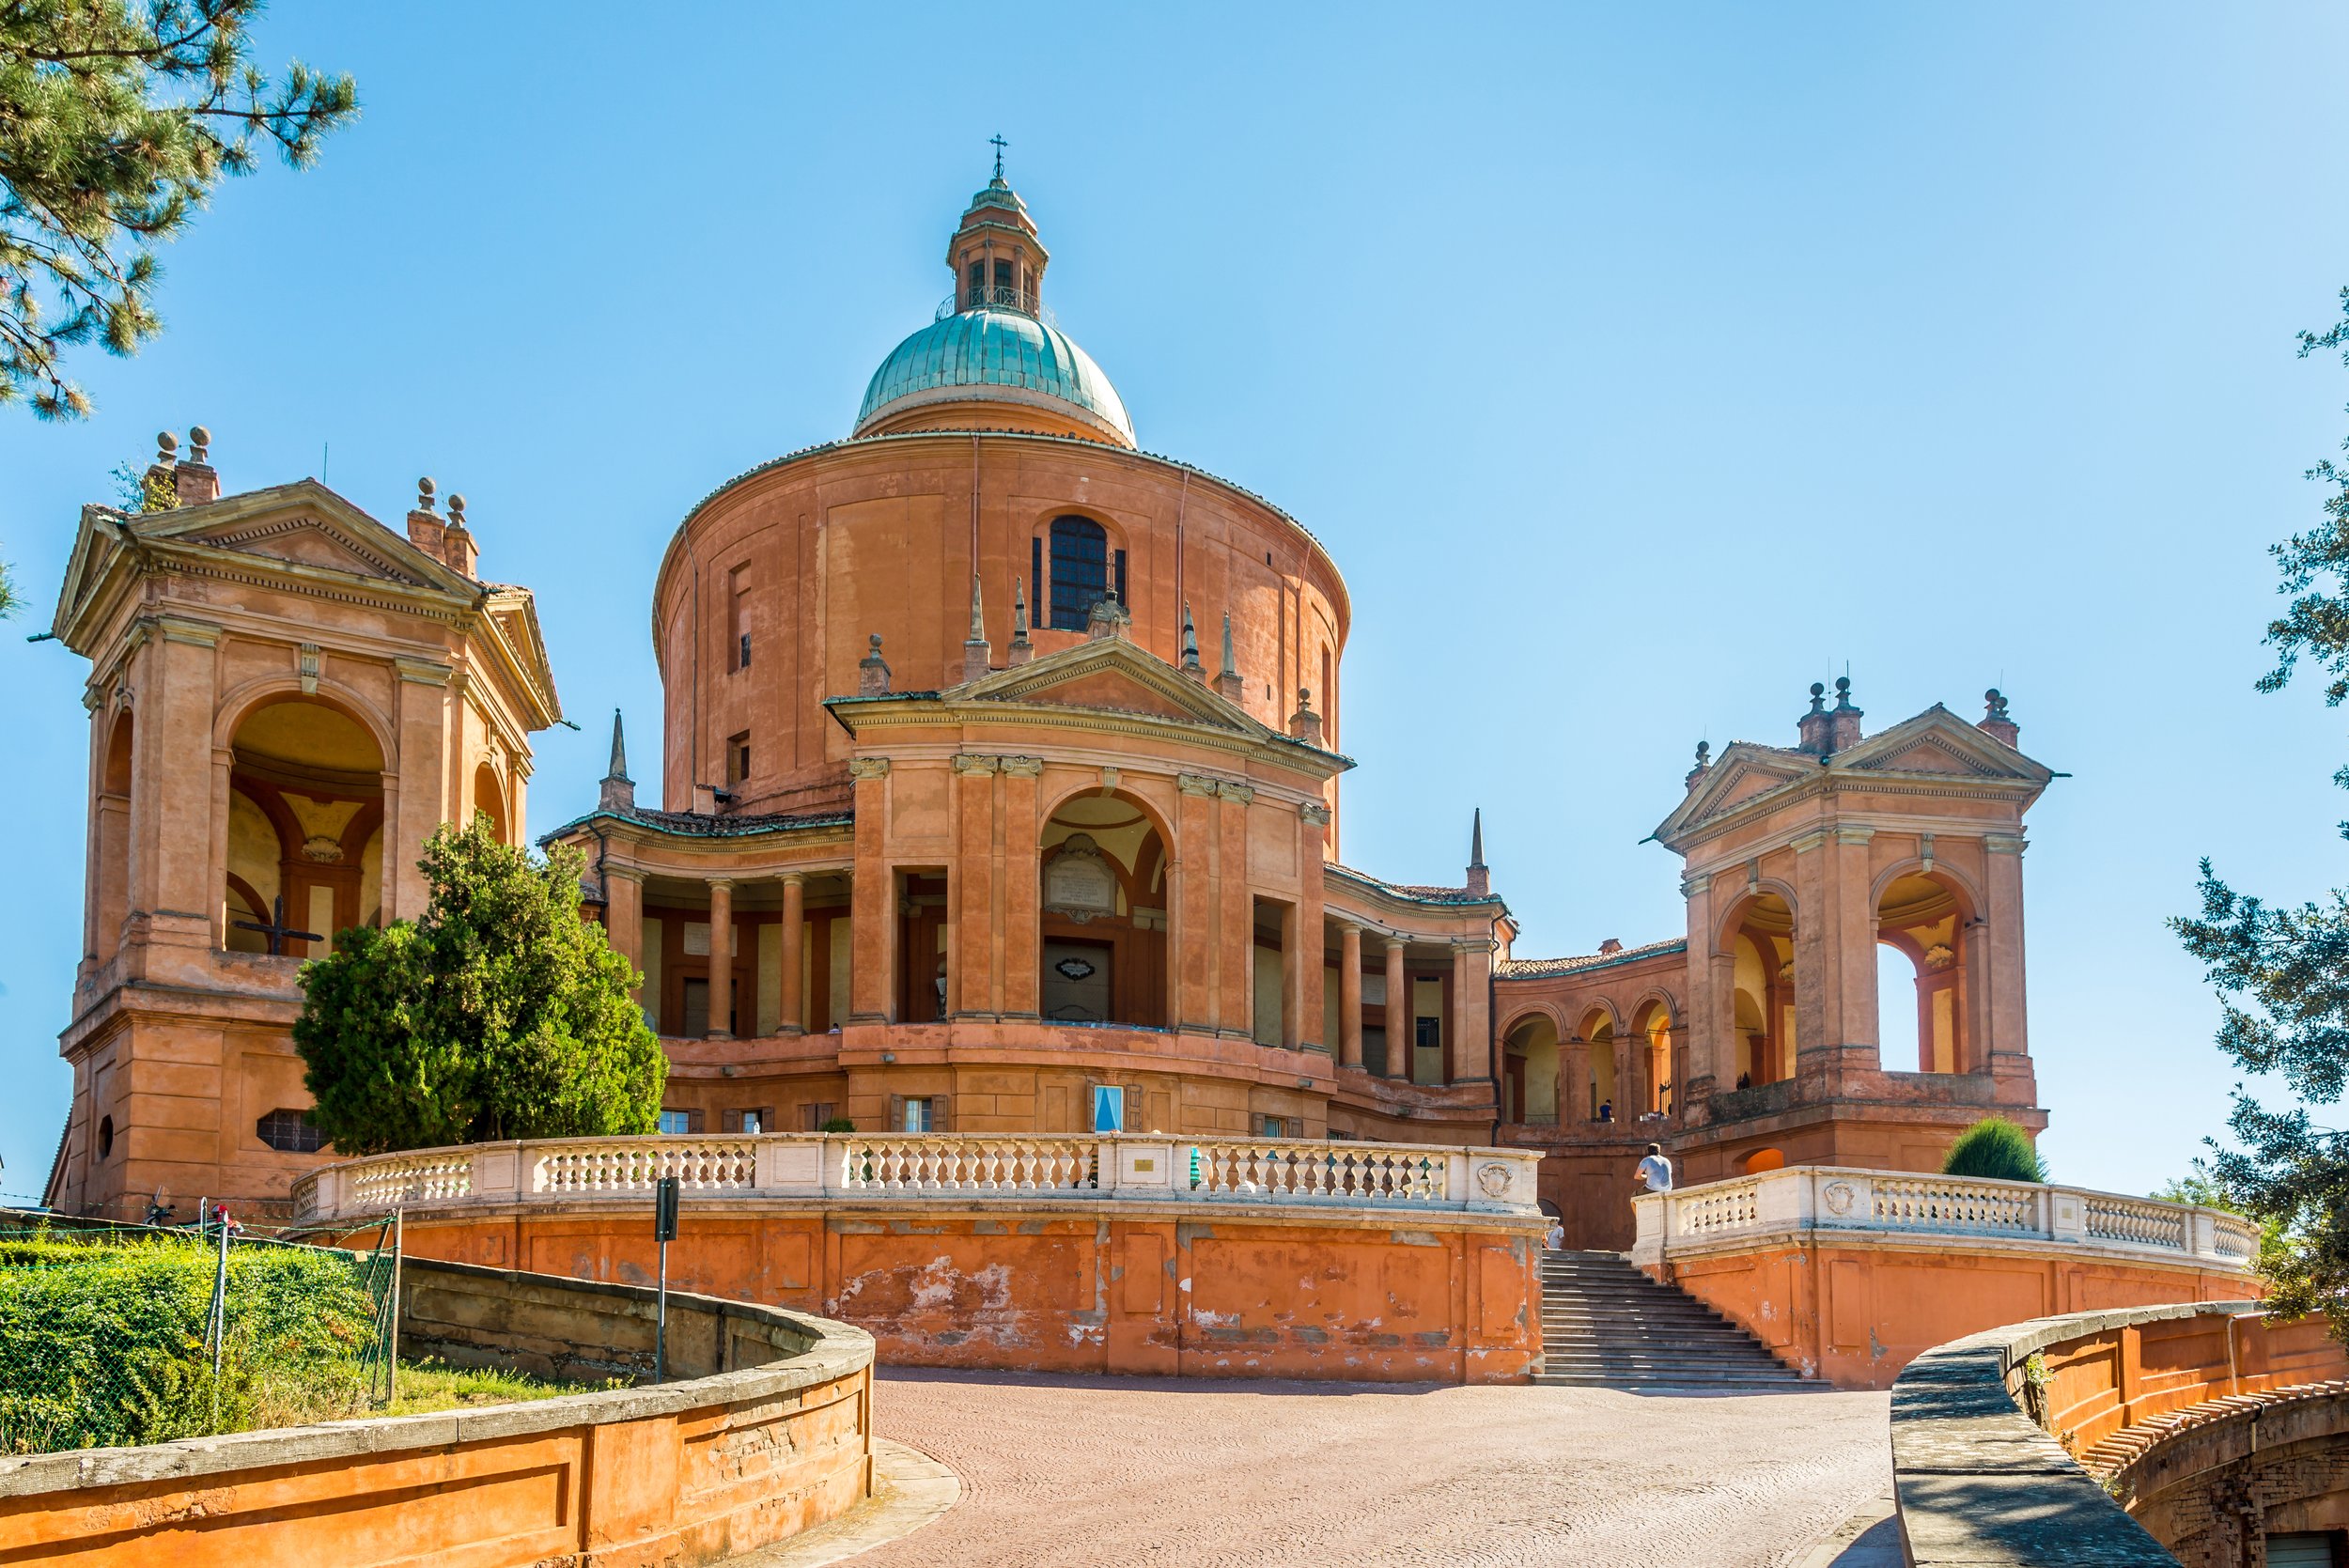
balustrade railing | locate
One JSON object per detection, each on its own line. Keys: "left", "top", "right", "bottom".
{"left": 289, "top": 1133, "right": 1542, "bottom": 1223}
{"left": 1630, "top": 1167, "right": 2261, "bottom": 1275}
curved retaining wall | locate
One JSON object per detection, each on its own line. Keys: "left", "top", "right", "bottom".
{"left": 0, "top": 1258, "right": 876, "bottom": 1567}
{"left": 1632, "top": 1168, "right": 2262, "bottom": 1389}
{"left": 300, "top": 1134, "right": 1549, "bottom": 1385}
{"left": 1890, "top": 1301, "right": 2349, "bottom": 1566}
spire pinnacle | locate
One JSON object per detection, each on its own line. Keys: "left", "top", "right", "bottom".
{"left": 988, "top": 132, "right": 1007, "bottom": 182}
{"left": 962, "top": 574, "right": 992, "bottom": 681}
{"left": 1215, "top": 611, "right": 1245, "bottom": 703}
{"left": 1009, "top": 575, "right": 1034, "bottom": 665}
{"left": 599, "top": 708, "right": 635, "bottom": 813}
{"left": 1466, "top": 808, "right": 1490, "bottom": 897}
{"left": 1180, "top": 601, "right": 1204, "bottom": 679}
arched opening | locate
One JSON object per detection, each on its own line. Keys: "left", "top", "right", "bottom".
{"left": 1727, "top": 892, "right": 1796, "bottom": 1089}
{"left": 1039, "top": 790, "right": 1168, "bottom": 1027}
{"left": 92, "top": 710, "right": 134, "bottom": 965}
{"left": 1632, "top": 1001, "right": 1673, "bottom": 1118}
{"left": 1743, "top": 1147, "right": 1787, "bottom": 1173}
{"left": 224, "top": 697, "right": 384, "bottom": 958}
{"left": 472, "top": 761, "right": 508, "bottom": 845}
{"left": 1502, "top": 1014, "right": 1559, "bottom": 1125}
{"left": 1580, "top": 1010, "right": 1618, "bottom": 1122}
{"left": 1876, "top": 870, "right": 1971, "bottom": 1073}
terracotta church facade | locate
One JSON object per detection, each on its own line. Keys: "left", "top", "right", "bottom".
{"left": 39, "top": 172, "right": 2054, "bottom": 1247}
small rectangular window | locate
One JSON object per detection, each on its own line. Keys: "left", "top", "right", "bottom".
{"left": 801, "top": 1102, "right": 840, "bottom": 1132}
{"left": 739, "top": 1109, "right": 762, "bottom": 1134}
{"left": 739, "top": 632, "right": 752, "bottom": 669}
{"left": 1092, "top": 1085, "right": 1125, "bottom": 1133}
{"left": 256, "top": 1108, "right": 325, "bottom": 1154}
{"left": 726, "top": 563, "right": 752, "bottom": 674}
{"left": 1114, "top": 549, "right": 1128, "bottom": 606}
{"left": 659, "top": 1110, "right": 691, "bottom": 1135}
{"left": 1032, "top": 536, "right": 1044, "bottom": 617}
{"left": 727, "top": 732, "right": 751, "bottom": 787}
{"left": 1258, "top": 1114, "right": 1288, "bottom": 1139}
{"left": 903, "top": 1096, "right": 933, "bottom": 1133}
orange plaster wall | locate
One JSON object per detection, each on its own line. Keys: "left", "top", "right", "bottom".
{"left": 1654, "top": 1240, "right": 2261, "bottom": 1389}
{"left": 2037, "top": 1310, "right": 2347, "bottom": 1453}
{"left": 380, "top": 1208, "right": 1541, "bottom": 1385}
{"left": 0, "top": 1360, "right": 870, "bottom": 1568}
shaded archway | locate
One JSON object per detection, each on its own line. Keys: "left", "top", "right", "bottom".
{"left": 1502, "top": 1013, "right": 1559, "bottom": 1125}
{"left": 1875, "top": 869, "right": 1974, "bottom": 1073}
{"left": 1725, "top": 891, "right": 1796, "bottom": 1088}
{"left": 1039, "top": 789, "right": 1168, "bottom": 1028}
{"left": 1579, "top": 1008, "right": 1619, "bottom": 1121}
{"left": 472, "top": 760, "right": 509, "bottom": 845}
{"left": 224, "top": 696, "right": 384, "bottom": 957}
{"left": 91, "top": 709, "right": 134, "bottom": 965}
{"left": 1631, "top": 999, "right": 1673, "bottom": 1118}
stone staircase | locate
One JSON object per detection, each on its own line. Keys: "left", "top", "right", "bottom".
{"left": 1533, "top": 1250, "right": 1815, "bottom": 1391}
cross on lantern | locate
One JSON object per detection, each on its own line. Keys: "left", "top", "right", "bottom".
{"left": 989, "top": 133, "right": 1007, "bottom": 179}
{"left": 233, "top": 894, "right": 321, "bottom": 956}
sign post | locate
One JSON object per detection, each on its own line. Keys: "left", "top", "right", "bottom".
{"left": 653, "top": 1175, "right": 679, "bottom": 1382}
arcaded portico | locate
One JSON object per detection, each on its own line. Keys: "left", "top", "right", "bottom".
{"left": 42, "top": 169, "right": 2054, "bottom": 1247}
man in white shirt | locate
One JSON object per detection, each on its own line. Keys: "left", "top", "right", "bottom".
{"left": 1636, "top": 1143, "right": 1672, "bottom": 1194}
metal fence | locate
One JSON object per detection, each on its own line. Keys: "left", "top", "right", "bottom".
{"left": 0, "top": 1206, "right": 402, "bottom": 1455}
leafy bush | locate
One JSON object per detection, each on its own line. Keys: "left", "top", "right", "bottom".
{"left": 0, "top": 1234, "right": 375, "bottom": 1453}
{"left": 1940, "top": 1116, "right": 2048, "bottom": 1183}
{"left": 819, "top": 1116, "right": 856, "bottom": 1133}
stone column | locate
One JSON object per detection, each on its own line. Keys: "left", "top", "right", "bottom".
{"left": 1384, "top": 938, "right": 1409, "bottom": 1079}
{"left": 1216, "top": 783, "right": 1254, "bottom": 1035}
{"left": 390, "top": 658, "right": 452, "bottom": 924}
{"left": 1557, "top": 1034, "right": 1579, "bottom": 1125}
{"left": 707, "top": 878, "right": 736, "bottom": 1040}
{"left": 1000, "top": 758, "right": 1043, "bottom": 1019}
{"left": 1294, "top": 802, "right": 1330, "bottom": 1052}
{"left": 1789, "top": 831, "right": 1832, "bottom": 1060}
{"left": 1833, "top": 826, "right": 1878, "bottom": 1057}
{"left": 1447, "top": 940, "right": 1489, "bottom": 1085}
{"left": 145, "top": 618, "right": 220, "bottom": 938}
{"left": 1337, "top": 922, "right": 1363, "bottom": 1069}
{"left": 779, "top": 872, "right": 806, "bottom": 1034}
{"left": 604, "top": 867, "right": 646, "bottom": 1003}
{"left": 1983, "top": 833, "right": 2030, "bottom": 1062}
{"left": 1174, "top": 776, "right": 1220, "bottom": 1032}
{"left": 1612, "top": 1031, "right": 1632, "bottom": 1119}
{"left": 848, "top": 758, "right": 893, "bottom": 1023}
{"left": 951, "top": 753, "right": 998, "bottom": 1018}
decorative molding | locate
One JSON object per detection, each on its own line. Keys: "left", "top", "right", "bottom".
{"left": 848, "top": 758, "right": 891, "bottom": 782}
{"left": 297, "top": 643, "right": 321, "bottom": 695}
{"left": 950, "top": 753, "right": 999, "bottom": 776}
{"left": 155, "top": 614, "right": 221, "bottom": 647}
{"left": 998, "top": 755, "right": 1044, "bottom": 779}
{"left": 1985, "top": 833, "right": 2027, "bottom": 856}
{"left": 1789, "top": 829, "right": 1832, "bottom": 854}
{"left": 394, "top": 657, "right": 453, "bottom": 687}
{"left": 1834, "top": 826, "right": 1875, "bottom": 846}
{"left": 1175, "top": 772, "right": 1222, "bottom": 797}
{"left": 1216, "top": 781, "right": 1255, "bottom": 804}
{"left": 1299, "top": 802, "right": 1332, "bottom": 826}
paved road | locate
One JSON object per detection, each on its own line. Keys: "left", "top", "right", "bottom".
{"left": 863, "top": 1369, "right": 1892, "bottom": 1568}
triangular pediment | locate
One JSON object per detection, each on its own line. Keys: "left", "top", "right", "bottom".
{"left": 1837, "top": 706, "right": 2049, "bottom": 783}
{"left": 954, "top": 637, "right": 1263, "bottom": 734}
{"left": 139, "top": 480, "right": 475, "bottom": 596}
{"left": 177, "top": 512, "right": 431, "bottom": 583}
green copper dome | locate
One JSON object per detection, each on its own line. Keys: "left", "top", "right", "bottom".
{"left": 854, "top": 305, "right": 1135, "bottom": 446}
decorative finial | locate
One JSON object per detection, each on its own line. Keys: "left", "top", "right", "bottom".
{"left": 859, "top": 633, "right": 891, "bottom": 696}
{"left": 1985, "top": 688, "right": 2008, "bottom": 720}
{"left": 1470, "top": 807, "right": 1486, "bottom": 869}
{"left": 447, "top": 492, "right": 468, "bottom": 529}
{"left": 1808, "top": 681, "right": 1827, "bottom": 713}
{"left": 187, "top": 425, "right": 210, "bottom": 463}
{"left": 1833, "top": 675, "right": 1854, "bottom": 710}
{"left": 1695, "top": 740, "right": 1710, "bottom": 768}
{"left": 1221, "top": 612, "right": 1237, "bottom": 676}
{"left": 1180, "top": 602, "right": 1202, "bottom": 672}
{"left": 607, "top": 708, "right": 630, "bottom": 782}
{"left": 968, "top": 574, "right": 986, "bottom": 642}
{"left": 416, "top": 476, "right": 438, "bottom": 514}
{"left": 989, "top": 132, "right": 1008, "bottom": 181}
{"left": 155, "top": 430, "right": 178, "bottom": 464}
{"left": 869, "top": 632, "right": 883, "bottom": 657}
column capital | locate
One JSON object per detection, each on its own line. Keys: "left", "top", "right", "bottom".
{"left": 1383, "top": 934, "right": 1409, "bottom": 955}
{"left": 1789, "top": 829, "right": 1833, "bottom": 854}
{"left": 1299, "top": 801, "right": 1331, "bottom": 826}
{"left": 779, "top": 869, "right": 808, "bottom": 887}
{"left": 394, "top": 656, "right": 453, "bottom": 687}
{"left": 1680, "top": 872, "right": 1711, "bottom": 899}
{"left": 1216, "top": 781, "right": 1254, "bottom": 804}
{"left": 604, "top": 865, "right": 645, "bottom": 886}
{"left": 1984, "top": 833, "right": 2028, "bottom": 856}
{"left": 848, "top": 757, "right": 891, "bottom": 782}
{"left": 1834, "top": 826, "right": 1875, "bottom": 846}
{"left": 1452, "top": 938, "right": 1498, "bottom": 956}
{"left": 1175, "top": 772, "right": 1223, "bottom": 797}
{"left": 999, "top": 755, "right": 1044, "bottom": 778}
{"left": 707, "top": 877, "right": 737, "bottom": 893}
{"left": 153, "top": 614, "right": 221, "bottom": 647}
{"left": 950, "top": 753, "right": 999, "bottom": 776}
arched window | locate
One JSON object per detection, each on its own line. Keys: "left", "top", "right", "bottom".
{"left": 1048, "top": 516, "right": 1109, "bottom": 630}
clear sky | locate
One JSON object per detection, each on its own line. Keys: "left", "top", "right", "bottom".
{"left": 5, "top": 2, "right": 2347, "bottom": 1203}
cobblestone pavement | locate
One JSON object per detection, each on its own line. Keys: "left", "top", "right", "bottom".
{"left": 863, "top": 1369, "right": 1893, "bottom": 1568}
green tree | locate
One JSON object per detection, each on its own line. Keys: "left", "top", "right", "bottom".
{"left": 2152, "top": 1163, "right": 2294, "bottom": 1277}
{"left": 2173, "top": 286, "right": 2349, "bottom": 1333}
{"left": 1939, "top": 1116, "right": 2046, "bottom": 1183}
{"left": 294, "top": 818, "right": 666, "bottom": 1155}
{"left": 1, "top": 0, "right": 356, "bottom": 417}
{"left": 0, "top": 551, "right": 17, "bottom": 617}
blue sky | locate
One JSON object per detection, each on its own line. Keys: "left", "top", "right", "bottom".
{"left": 4, "top": 2, "right": 2347, "bottom": 1201}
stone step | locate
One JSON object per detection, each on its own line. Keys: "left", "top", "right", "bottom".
{"left": 1530, "top": 1249, "right": 1811, "bottom": 1391}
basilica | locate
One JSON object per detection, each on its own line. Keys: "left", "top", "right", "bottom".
{"left": 39, "top": 168, "right": 2054, "bottom": 1248}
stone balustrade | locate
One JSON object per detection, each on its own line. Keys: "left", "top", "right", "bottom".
{"left": 292, "top": 1132, "right": 1546, "bottom": 1224}
{"left": 1630, "top": 1165, "right": 2260, "bottom": 1270}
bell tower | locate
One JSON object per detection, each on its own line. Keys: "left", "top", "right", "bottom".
{"left": 948, "top": 142, "right": 1050, "bottom": 314}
